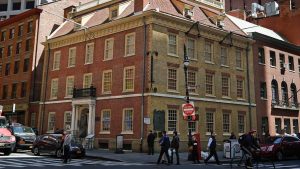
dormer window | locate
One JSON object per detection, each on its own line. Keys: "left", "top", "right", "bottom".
{"left": 110, "top": 6, "right": 119, "bottom": 20}
{"left": 184, "top": 8, "right": 193, "bottom": 18}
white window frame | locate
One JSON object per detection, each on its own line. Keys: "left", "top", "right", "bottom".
{"left": 102, "top": 70, "right": 112, "bottom": 94}
{"left": 64, "top": 111, "right": 72, "bottom": 130}
{"left": 206, "top": 110, "right": 215, "bottom": 135}
{"left": 220, "top": 46, "right": 228, "bottom": 66}
{"left": 50, "top": 78, "right": 58, "bottom": 99}
{"left": 221, "top": 75, "right": 230, "bottom": 97}
{"left": 52, "top": 51, "right": 61, "bottom": 70}
{"left": 204, "top": 41, "right": 213, "bottom": 62}
{"left": 187, "top": 38, "right": 196, "bottom": 60}
{"left": 237, "top": 78, "right": 244, "bottom": 99}
{"left": 83, "top": 73, "right": 93, "bottom": 88}
{"left": 205, "top": 72, "right": 215, "bottom": 95}
{"left": 85, "top": 43, "right": 94, "bottom": 64}
{"left": 100, "top": 109, "right": 111, "bottom": 134}
{"left": 167, "top": 68, "right": 178, "bottom": 92}
{"left": 68, "top": 47, "right": 76, "bottom": 67}
{"left": 223, "top": 112, "right": 231, "bottom": 134}
{"left": 238, "top": 113, "right": 245, "bottom": 134}
{"left": 125, "top": 33, "right": 135, "bottom": 57}
{"left": 104, "top": 38, "right": 114, "bottom": 60}
{"left": 48, "top": 112, "right": 56, "bottom": 133}
{"left": 65, "top": 76, "right": 74, "bottom": 97}
{"left": 123, "top": 66, "right": 135, "bottom": 92}
{"left": 122, "top": 108, "right": 133, "bottom": 134}
{"left": 188, "top": 71, "right": 196, "bottom": 94}
{"left": 167, "top": 109, "right": 178, "bottom": 133}
{"left": 236, "top": 49, "right": 243, "bottom": 69}
{"left": 168, "top": 33, "right": 178, "bottom": 56}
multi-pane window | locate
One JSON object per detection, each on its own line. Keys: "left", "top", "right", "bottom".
{"left": 168, "top": 68, "right": 177, "bottom": 91}
{"left": 279, "top": 54, "right": 285, "bottom": 69}
{"left": 270, "top": 51, "right": 276, "bottom": 66}
{"left": 238, "top": 113, "right": 245, "bottom": 133}
{"left": 25, "top": 39, "right": 30, "bottom": 51}
{"left": 11, "top": 83, "right": 17, "bottom": 99}
{"left": 14, "top": 60, "right": 19, "bottom": 74}
{"left": 18, "top": 25, "right": 23, "bottom": 37}
{"left": 168, "top": 34, "right": 177, "bottom": 55}
{"left": 236, "top": 49, "right": 242, "bottom": 68}
{"left": 27, "top": 21, "right": 33, "bottom": 33}
{"left": 21, "top": 82, "right": 27, "bottom": 97}
{"left": 1, "top": 31, "right": 6, "bottom": 41}
{"left": 16, "top": 42, "right": 21, "bottom": 54}
{"left": 293, "top": 119, "right": 299, "bottom": 134}
{"left": 288, "top": 56, "right": 294, "bottom": 71}
{"left": 260, "top": 82, "right": 267, "bottom": 99}
{"left": 52, "top": 51, "right": 61, "bottom": 70}
{"left": 188, "top": 118, "right": 196, "bottom": 133}
{"left": 5, "top": 63, "right": 10, "bottom": 76}
{"left": 2, "top": 85, "right": 8, "bottom": 99}
{"left": 204, "top": 41, "right": 213, "bottom": 62}
{"left": 48, "top": 112, "right": 56, "bottom": 132}
{"left": 9, "top": 28, "right": 15, "bottom": 39}
{"left": 223, "top": 112, "right": 230, "bottom": 133}
{"left": 237, "top": 78, "right": 244, "bottom": 98}
{"left": 101, "top": 110, "right": 111, "bottom": 132}
{"left": 168, "top": 109, "right": 177, "bottom": 132}
{"left": 65, "top": 76, "right": 74, "bottom": 97}
{"left": 0, "top": 47, "right": 3, "bottom": 58}
{"left": 23, "top": 58, "right": 29, "bottom": 72}
{"left": 102, "top": 70, "right": 112, "bottom": 93}
{"left": 188, "top": 71, "right": 196, "bottom": 93}
{"left": 258, "top": 47, "right": 265, "bottom": 64}
{"left": 104, "top": 38, "right": 114, "bottom": 60}
{"left": 205, "top": 72, "right": 214, "bottom": 95}
{"left": 111, "top": 9, "right": 118, "bottom": 19}
{"left": 220, "top": 46, "right": 227, "bottom": 65}
{"left": 64, "top": 111, "right": 72, "bottom": 130}
{"left": 123, "top": 67, "right": 134, "bottom": 92}
{"left": 125, "top": 33, "right": 135, "bottom": 56}
{"left": 187, "top": 38, "right": 195, "bottom": 59}
{"left": 7, "top": 45, "right": 12, "bottom": 56}
{"left": 50, "top": 78, "right": 58, "bottom": 99}
{"left": 221, "top": 75, "right": 230, "bottom": 97}
{"left": 85, "top": 43, "right": 94, "bottom": 64}
{"left": 83, "top": 73, "right": 92, "bottom": 88}
{"left": 123, "top": 109, "right": 133, "bottom": 132}
{"left": 30, "top": 112, "right": 36, "bottom": 127}
{"left": 275, "top": 118, "right": 281, "bottom": 134}
{"left": 68, "top": 47, "right": 76, "bottom": 67}
{"left": 206, "top": 111, "right": 214, "bottom": 133}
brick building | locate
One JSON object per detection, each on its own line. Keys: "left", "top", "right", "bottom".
{"left": 228, "top": 15, "right": 300, "bottom": 137}
{"left": 0, "top": 0, "right": 91, "bottom": 128}
{"left": 225, "top": 0, "right": 300, "bottom": 46}
{"left": 42, "top": 0, "right": 256, "bottom": 151}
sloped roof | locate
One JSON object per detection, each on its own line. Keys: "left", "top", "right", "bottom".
{"left": 49, "top": 0, "right": 247, "bottom": 39}
{"left": 227, "top": 14, "right": 285, "bottom": 41}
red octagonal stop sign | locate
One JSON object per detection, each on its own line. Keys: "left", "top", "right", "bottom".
{"left": 182, "top": 103, "right": 195, "bottom": 116}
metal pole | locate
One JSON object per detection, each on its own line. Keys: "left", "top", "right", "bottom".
{"left": 184, "top": 44, "right": 190, "bottom": 103}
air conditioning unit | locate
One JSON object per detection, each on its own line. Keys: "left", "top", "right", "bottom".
{"left": 265, "top": 1, "right": 279, "bottom": 17}
{"left": 184, "top": 9, "right": 193, "bottom": 18}
{"left": 251, "top": 3, "right": 265, "bottom": 18}
{"left": 216, "top": 20, "right": 225, "bottom": 28}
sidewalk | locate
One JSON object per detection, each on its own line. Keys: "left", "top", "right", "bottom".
{"left": 85, "top": 149, "right": 233, "bottom": 164}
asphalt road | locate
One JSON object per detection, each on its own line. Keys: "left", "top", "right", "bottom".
{"left": 1, "top": 151, "right": 300, "bottom": 169}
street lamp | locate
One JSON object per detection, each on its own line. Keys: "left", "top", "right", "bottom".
{"left": 183, "top": 44, "right": 190, "bottom": 103}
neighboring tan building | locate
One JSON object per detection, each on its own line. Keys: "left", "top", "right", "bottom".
{"left": 42, "top": 0, "right": 256, "bottom": 151}
{"left": 228, "top": 15, "right": 300, "bottom": 137}
{"left": 0, "top": 0, "right": 91, "bottom": 128}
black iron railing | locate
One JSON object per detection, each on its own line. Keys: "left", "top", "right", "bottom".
{"left": 272, "top": 99, "right": 299, "bottom": 109}
{"left": 73, "top": 86, "right": 96, "bottom": 98}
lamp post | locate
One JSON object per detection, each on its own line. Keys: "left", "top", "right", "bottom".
{"left": 183, "top": 45, "right": 190, "bottom": 104}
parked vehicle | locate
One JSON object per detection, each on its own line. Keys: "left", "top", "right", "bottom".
{"left": 8, "top": 124, "right": 36, "bottom": 152}
{"left": 32, "top": 134, "right": 85, "bottom": 158}
{"left": 260, "top": 135, "right": 300, "bottom": 160}
{"left": 0, "top": 116, "right": 16, "bottom": 155}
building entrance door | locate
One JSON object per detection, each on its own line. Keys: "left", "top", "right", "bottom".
{"left": 78, "top": 108, "right": 88, "bottom": 139}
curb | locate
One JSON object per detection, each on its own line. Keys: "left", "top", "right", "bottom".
{"left": 84, "top": 154, "right": 122, "bottom": 162}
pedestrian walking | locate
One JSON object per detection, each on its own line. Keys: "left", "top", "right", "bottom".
{"left": 191, "top": 135, "right": 200, "bottom": 164}
{"left": 147, "top": 130, "right": 155, "bottom": 155}
{"left": 170, "top": 131, "right": 180, "bottom": 165}
{"left": 204, "top": 132, "right": 221, "bottom": 165}
{"left": 62, "top": 131, "right": 72, "bottom": 163}
{"left": 156, "top": 131, "right": 171, "bottom": 165}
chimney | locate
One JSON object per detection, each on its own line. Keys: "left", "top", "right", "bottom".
{"left": 134, "top": 0, "right": 149, "bottom": 13}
